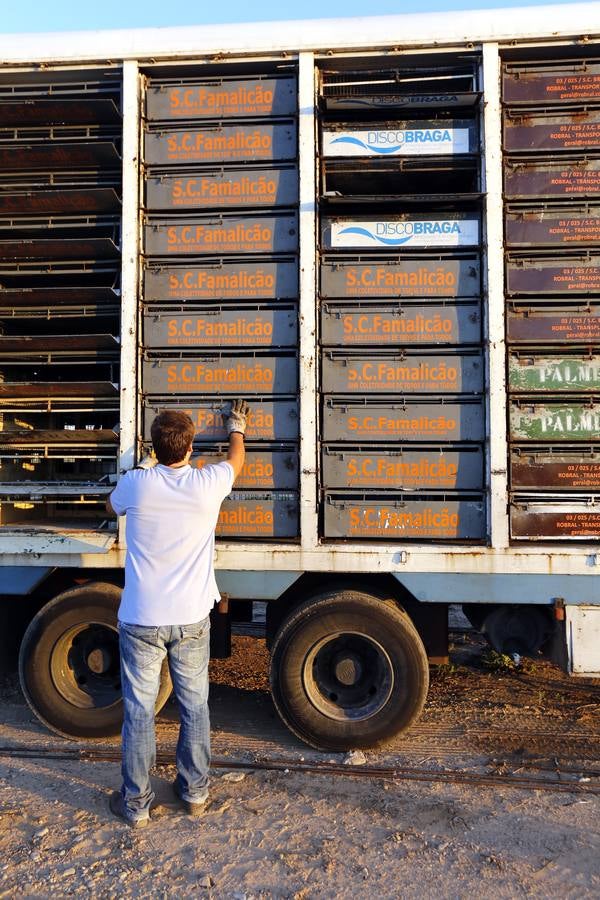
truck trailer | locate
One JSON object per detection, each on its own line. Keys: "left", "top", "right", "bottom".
{"left": 0, "top": 3, "right": 599, "bottom": 751}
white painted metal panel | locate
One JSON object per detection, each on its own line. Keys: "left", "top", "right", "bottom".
{"left": 566, "top": 605, "right": 600, "bottom": 675}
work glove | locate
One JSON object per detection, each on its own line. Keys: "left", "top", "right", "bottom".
{"left": 137, "top": 452, "right": 158, "bottom": 469}
{"left": 224, "top": 399, "right": 250, "bottom": 436}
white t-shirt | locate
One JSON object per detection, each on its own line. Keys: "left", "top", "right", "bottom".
{"left": 110, "top": 461, "right": 234, "bottom": 626}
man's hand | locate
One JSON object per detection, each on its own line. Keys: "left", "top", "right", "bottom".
{"left": 224, "top": 399, "right": 250, "bottom": 436}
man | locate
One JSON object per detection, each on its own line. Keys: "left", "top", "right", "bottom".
{"left": 106, "top": 399, "right": 249, "bottom": 827}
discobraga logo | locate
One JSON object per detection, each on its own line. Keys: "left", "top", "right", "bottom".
{"left": 323, "top": 126, "right": 470, "bottom": 157}
{"left": 330, "top": 219, "right": 480, "bottom": 248}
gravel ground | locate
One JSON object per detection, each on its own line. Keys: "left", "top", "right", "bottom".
{"left": 0, "top": 630, "right": 599, "bottom": 899}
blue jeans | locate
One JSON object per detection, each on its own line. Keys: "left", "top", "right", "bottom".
{"left": 118, "top": 618, "right": 211, "bottom": 822}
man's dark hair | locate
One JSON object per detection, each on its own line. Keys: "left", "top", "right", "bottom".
{"left": 150, "top": 411, "right": 195, "bottom": 465}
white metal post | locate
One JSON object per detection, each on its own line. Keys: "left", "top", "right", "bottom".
{"left": 118, "top": 60, "right": 141, "bottom": 544}
{"left": 297, "top": 52, "right": 319, "bottom": 552}
{"left": 482, "top": 43, "right": 509, "bottom": 549}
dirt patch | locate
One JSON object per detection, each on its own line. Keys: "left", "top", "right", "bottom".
{"left": 0, "top": 631, "right": 599, "bottom": 898}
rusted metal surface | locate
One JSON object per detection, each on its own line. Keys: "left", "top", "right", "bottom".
{"left": 0, "top": 98, "right": 121, "bottom": 126}
{"left": 507, "top": 303, "right": 600, "bottom": 343}
{"left": 503, "top": 157, "right": 600, "bottom": 199}
{"left": 0, "top": 129, "right": 121, "bottom": 169}
{"left": 143, "top": 212, "right": 298, "bottom": 256}
{"left": 145, "top": 166, "right": 298, "bottom": 211}
{"left": 191, "top": 448, "right": 298, "bottom": 490}
{"left": 504, "top": 110, "right": 600, "bottom": 153}
{"left": 505, "top": 205, "right": 600, "bottom": 247}
{"left": 217, "top": 492, "right": 298, "bottom": 538}
{"left": 322, "top": 397, "right": 485, "bottom": 442}
{"left": 508, "top": 353, "right": 600, "bottom": 392}
{"left": 320, "top": 301, "right": 481, "bottom": 346}
{"left": 146, "top": 76, "right": 296, "bottom": 120}
{"left": 143, "top": 305, "right": 298, "bottom": 349}
{"left": 321, "top": 120, "right": 477, "bottom": 157}
{"left": 0, "top": 334, "right": 119, "bottom": 353}
{"left": 321, "top": 156, "right": 480, "bottom": 203}
{"left": 0, "top": 382, "right": 118, "bottom": 399}
{"left": 320, "top": 254, "right": 480, "bottom": 299}
{"left": 323, "top": 493, "right": 486, "bottom": 540}
{"left": 142, "top": 353, "right": 298, "bottom": 395}
{"left": 322, "top": 350, "right": 483, "bottom": 394}
{"left": 0, "top": 219, "right": 120, "bottom": 260}
{"left": 509, "top": 399, "right": 600, "bottom": 441}
{"left": 0, "top": 187, "right": 121, "bottom": 216}
{"left": 321, "top": 213, "right": 479, "bottom": 250}
{"left": 322, "top": 445, "right": 484, "bottom": 490}
{"left": 506, "top": 255, "right": 600, "bottom": 295}
{"left": 0, "top": 287, "right": 120, "bottom": 310}
{"left": 0, "top": 429, "right": 118, "bottom": 445}
{"left": 143, "top": 399, "right": 299, "bottom": 443}
{"left": 510, "top": 501, "right": 600, "bottom": 539}
{"left": 143, "top": 258, "right": 298, "bottom": 302}
{"left": 502, "top": 61, "right": 600, "bottom": 104}
{"left": 144, "top": 121, "right": 297, "bottom": 166}
{"left": 511, "top": 448, "right": 600, "bottom": 490}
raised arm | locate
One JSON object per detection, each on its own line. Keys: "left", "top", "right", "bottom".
{"left": 224, "top": 399, "right": 250, "bottom": 480}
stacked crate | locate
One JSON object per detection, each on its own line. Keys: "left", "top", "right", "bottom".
{"left": 141, "top": 66, "right": 300, "bottom": 539}
{"left": 317, "top": 57, "right": 487, "bottom": 541}
{"left": 0, "top": 69, "right": 122, "bottom": 529}
{"left": 503, "top": 55, "right": 600, "bottom": 540}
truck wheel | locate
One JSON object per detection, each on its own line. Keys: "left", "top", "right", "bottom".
{"left": 270, "top": 589, "right": 429, "bottom": 751}
{"left": 18, "top": 582, "right": 172, "bottom": 739}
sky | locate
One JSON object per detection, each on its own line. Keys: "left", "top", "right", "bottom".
{"left": 0, "top": 0, "right": 589, "bottom": 33}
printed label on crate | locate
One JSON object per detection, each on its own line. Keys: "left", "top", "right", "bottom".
{"left": 192, "top": 449, "right": 298, "bottom": 490}
{"left": 509, "top": 401, "right": 600, "bottom": 441}
{"left": 217, "top": 492, "right": 298, "bottom": 538}
{"left": 324, "top": 216, "right": 479, "bottom": 249}
{"left": 504, "top": 113, "right": 600, "bottom": 152}
{"left": 143, "top": 355, "right": 297, "bottom": 395}
{"left": 322, "top": 125, "right": 471, "bottom": 157}
{"left": 322, "top": 352, "right": 483, "bottom": 393}
{"left": 143, "top": 399, "right": 299, "bottom": 442}
{"left": 323, "top": 400, "right": 485, "bottom": 442}
{"left": 506, "top": 258, "right": 600, "bottom": 294}
{"left": 507, "top": 307, "right": 600, "bottom": 343}
{"left": 322, "top": 447, "right": 483, "bottom": 490}
{"left": 144, "top": 214, "right": 298, "bottom": 256}
{"left": 503, "top": 65, "right": 600, "bottom": 104}
{"left": 144, "top": 122, "right": 297, "bottom": 165}
{"left": 508, "top": 355, "right": 600, "bottom": 392}
{"left": 321, "top": 303, "right": 481, "bottom": 346}
{"left": 505, "top": 209, "right": 600, "bottom": 247}
{"left": 143, "top": 307, "right": 298, "bottom": 348}
{"left": 511, "top": 505, "right": 600, "bottom": 539}
{"left": 143, "top": 260, "right": 298, "bottom": 302}
{"left": 324, "top": 496, "right": 485, "bottom": 539}
{"left": 504, "top": 160, "right": 600, "bottom": 199}
{"left": 145, "top": 168, "right": 299, "bottom": 211}
{"left": 146, "top": 77, "right": 297, "bottom": 120}
{"left": 511, "top": 452, "right": 600, "bottom": 490}
{"left": 320, "top": 257, "right": 480, "bottom": 298}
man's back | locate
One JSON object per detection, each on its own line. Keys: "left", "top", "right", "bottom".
{"left": 110, "top": 461, "right": 233, "bottom": 626}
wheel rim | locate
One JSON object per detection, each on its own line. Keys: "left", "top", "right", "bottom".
{"left": 50, "top": 622, "right": 121, "bottom": 710}
{"left": 302, "top": 630, "right": 394, "bottom": 722}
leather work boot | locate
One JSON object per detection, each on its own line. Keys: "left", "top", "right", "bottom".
{"left": 172, "top": 779, "right": 208, "bottom": 816}
{"left": 109, "top": 790, "right": 150, "bottom": 828}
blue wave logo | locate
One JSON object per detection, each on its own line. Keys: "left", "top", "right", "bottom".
{"left": 330, "top": 136, "right": 401, "bottom": 154}
{"left": 338, "top": 226, "right": 412, "bottom": 246}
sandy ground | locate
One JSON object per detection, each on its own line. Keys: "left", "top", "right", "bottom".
{"left": 0, "top": 629, "right": 599, "bottom": 899}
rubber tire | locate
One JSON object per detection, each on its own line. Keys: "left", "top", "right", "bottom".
{"left": 270, "top": 590, "right": 429, "bottom": 751}
{"left": 18, "top": 582, "right": 172, "bottom": 739}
